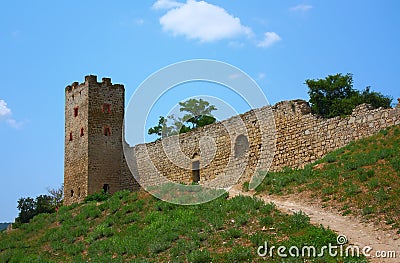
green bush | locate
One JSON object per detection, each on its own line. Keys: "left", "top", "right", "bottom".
{"left": 325, "top": 155, "right": 337, "bottom": 163}
{"left": 84, "top": 190, "right": 110, "bottom": 203}
{"left": 259, "top": 216, "right": 274, "bottom": 226}
{"left": 187, "top": 249, "right": 213, "bottom": 263}
{"left": 306, "top": 73, "right": 391, "bottom": 118}
{"left": 290, "top": 211, "right": 310, "bottom": 230}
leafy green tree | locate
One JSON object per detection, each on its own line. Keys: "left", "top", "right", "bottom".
{"left": 179, "top": 98, "right": 217, "bottom": 129}
{"left": 16, "top": 197, "right": 37, "bottom": 224}
{"left": 148, "top": 116, "right": 170, "bottom": 137}
{"left": 167, "top": 115, "right": 192, "bottom": 135}
{"left": 15, "top": 193, "right": 57, "bottom": 225}
{"left": 148, "top": 98, "right": 217, "bottom": 140}
{"left": 47, "top": 184, "right": 64, "bottom": 208}
{"left": 359, "top": 87, "right": 392, "bottom": 109}
{"left": 306, "top": 73, "right": 392, "bottom": 118}
{"left": 35, "top": 195, "right": 55, "bottom": 214}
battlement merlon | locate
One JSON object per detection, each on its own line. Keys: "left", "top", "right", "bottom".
{"left": 65, "top": 75, "right": 125, "bottom": 92}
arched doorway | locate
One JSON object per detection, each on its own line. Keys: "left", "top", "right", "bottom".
{"left": 192, "top": 153, "right": 200, "bottom": 183}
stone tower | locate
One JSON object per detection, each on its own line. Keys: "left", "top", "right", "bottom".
{"left": 64, "top": 75, "right": 137, "bottom": 205}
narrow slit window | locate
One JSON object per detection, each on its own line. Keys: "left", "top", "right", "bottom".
{"left": 80, "top": 128, "right": 84, "bottom": 137}
{"left": 69, "top": 132, "right": 73, "bottom": 141}
{"left": 74, "top": 107, "right": 79, "bottom": 117}
{"left": 103, "top": 184, "right": 110, "bottom": 194}
{"left": 70, "top": 189, "right": 74, "bottom": 197}
{"left": 78, "top": 187, "right": 81, "bottom": 197}
{"left": 104, "top": 126, "right": 111, "bottom": 136}
{"left": 102, "top": 103, "right": 111, "bottom": 113}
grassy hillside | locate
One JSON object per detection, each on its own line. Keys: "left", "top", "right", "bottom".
{"left": 3, "top": 126, "right": 397, "bottom": 262}
{"left": 256, "top": 125, "right": 400, "bottom": 232}
{"left": 0, "top": 190, "right": 364, "bottom": 262}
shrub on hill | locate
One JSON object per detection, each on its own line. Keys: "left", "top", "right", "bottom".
{"left": 14, "top": 195, "right": 55, "bottom": 226}
{"left": 84, "top": 190, "right": 111, "bottom": 203}
{"left": 306, "top": 73, "right": 392, "bottom": 118}
{"left": 13, "top": 184, "right": 64, "bottom": 227}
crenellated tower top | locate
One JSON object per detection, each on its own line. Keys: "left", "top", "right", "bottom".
{"left": 65, "top": 75, "right": 124, "bottom": 93}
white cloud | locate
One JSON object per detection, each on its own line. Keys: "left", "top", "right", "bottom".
{"left": 0, "top": 99, "right": 24, "bottom": 129}
{"left": 290, "top": 4, "right": 313, "bottom": 12}
{"left": 158, "top": 0, "right": 252, "bottom": 43}
{"left": 152, "top": 0, "right": 183, "bottom": 10}
{"left": 257, "top": 32, "right": 281, "bottom": 48}
{"left": 0, "top": 100, "right": 11, "bottom": 118}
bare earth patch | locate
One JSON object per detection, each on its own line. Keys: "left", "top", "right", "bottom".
{"left": 229, "top": 186, "right": 400, "bottom": 263}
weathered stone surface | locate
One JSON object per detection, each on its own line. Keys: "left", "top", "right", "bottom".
{"left": 64, "top": 76, "right": 139, "bottom": 205}
{"left": 128, "top": 99, "right": 400, "bottom": 188}
{"left": 64, "top": 75, "right": 400, "bottom": 204}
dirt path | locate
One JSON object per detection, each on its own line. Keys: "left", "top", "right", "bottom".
{"left": 229, "top": 187, "right": 400, "bottom": 263}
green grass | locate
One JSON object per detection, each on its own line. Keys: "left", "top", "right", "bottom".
{"left": 5, "top": 126, "right": 397, "bottom": 262}
{"left": 256, "top": 125, "right": 400, "bottom": 230}
{"left": 0, "top": 190, "right": 365, "bottom": 262}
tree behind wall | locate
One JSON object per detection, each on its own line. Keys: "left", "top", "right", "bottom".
{"left": 148, "top": 98, "right": 217, "bottom": 140}
{"left": 306, "top": 73, "right": 392, "bottom": 118}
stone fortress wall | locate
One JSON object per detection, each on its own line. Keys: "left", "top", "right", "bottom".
{"left": 64, "top": 75, "right": 400, "bottom": 204}
{"left": 129, "top": 99, "right": 400, "bottom": 188}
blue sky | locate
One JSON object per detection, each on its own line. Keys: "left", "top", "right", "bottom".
{"left": 1, "top": 0, "right": 399, "bottom": 222}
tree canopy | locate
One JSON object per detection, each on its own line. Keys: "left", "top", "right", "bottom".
{"left": 148, "top": 98, "right": 217, "bottom": 140}
{"left": 15, "top": 184, "right": 64, "bottom": 225}
{"left": 16, "top": 195, "right": 55, "bottom": 224}
{"left": 306, "top": 73, "right": 392, "bottom": 118}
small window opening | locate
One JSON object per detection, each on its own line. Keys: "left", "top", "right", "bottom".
{"left": 70, "top": 189, "right": 74, "bottom": 197}
{"left": 104, "top": 126, "right": 111, "bottom": 136}
{"left": 291, "top": 102, "right": 296, "bottom": 113}
{"left": 78, "top": 187, "right": 81, "bottom": 197}
{"left": 74, "top": 107, "right": 79, "bottom": 117}
{"left": 102, "top": 103, "right": 111, "bottom": 113}
{"left": 103, "top": 184, "right": 110, "bottom": 194}
{"left": 234, "top": 134, "right": 249, "bottom": 158}
{"left": 192, "top": 160, "right": 200, "bottom": 183}
{"left": 69, "top": 132, "right": 73, "bottom": 141}
{"left": 80, "top": 128, "right": 84, "bottom": 137}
